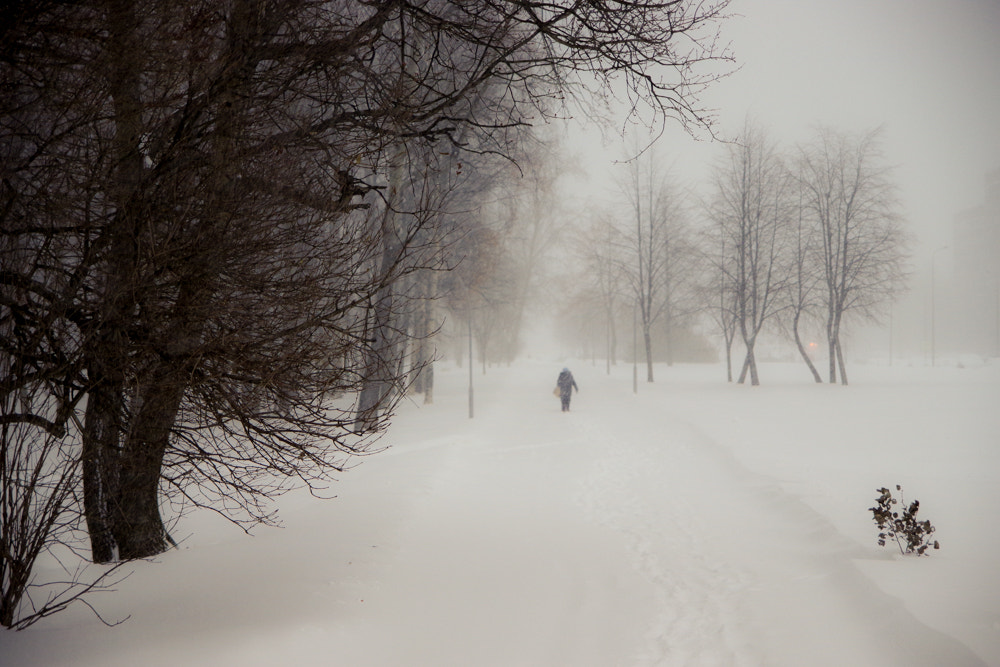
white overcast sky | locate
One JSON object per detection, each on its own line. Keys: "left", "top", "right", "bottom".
{"left": 565, "top": 0, "right": 1000, "bottom": 260}
{"left": 714, "top": 0, "right": 999, "bottom": 250}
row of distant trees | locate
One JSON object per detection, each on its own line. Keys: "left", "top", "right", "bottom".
{"left": 562, "top": 150, "right": 700, "bottom": 382}
{"left": 561, "top": 122, "right": 910, "bottom": 385}
{"left": 443, "top": 143, "right": 572, "bottom": 373}
{"left": 709, "top": 123, "right": 909, "bottom": 386}
{"left": 1, "top": 0, "right": 731, "bottom": 628}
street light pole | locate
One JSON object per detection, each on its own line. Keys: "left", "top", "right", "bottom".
{"left": 931, "top": 245, "right": 948, "bottom": 367}
{"left": 632, "top": 301, "right": 638, "bottom": 394}
{"left": 468, "top": 313, "right": 474, "bottom": 418}
{"left": 889, "top": 296, "right": 893, "bottom": 366}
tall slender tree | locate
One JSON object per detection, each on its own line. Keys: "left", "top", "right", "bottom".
{"left": 2, "top": 0, "right": 733, "bottom": 628}
{"left": 796, "top": 127, "right": 909, "bottom": 385}
{"left": 573, "top": 214, "right": 629, "bottom": 373}
{"left": 618, "top": 153, "right": 687, "bottom": 381}
{"left": 786, "top": 187, "right": 824, "bottom": 383}
{"left": 707, "top": 121, "right": 791, "bottom": 385}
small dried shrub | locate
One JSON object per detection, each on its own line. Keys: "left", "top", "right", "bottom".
{"left": 869, "top": 485, "right": 940, "bottom": 556}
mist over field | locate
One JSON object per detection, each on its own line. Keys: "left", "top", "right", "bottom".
{"left": 3, "top": 1, "right": 999, "bottom": 664}
{"left": 6, "top": 359, "right": 999, "bottom": 666}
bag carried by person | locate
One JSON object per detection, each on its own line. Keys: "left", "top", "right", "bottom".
{"left": 552, "top": 386, "right": 560, "bottom": 397}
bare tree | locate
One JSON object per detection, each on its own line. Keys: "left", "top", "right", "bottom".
{"left": 0, "top": 417, "right": 131, "bottom": 629}
{"left": 795, "top": 127, "right": 909, "bottom": 385}
{"left": 711, "top": 237, "right": 740, "bottom": 382}
{"left": 494, "top": 145, "right": 568, "bottom": 364}
{"left": 707, "top": 121, "right": 792, "bottom": 385}
{"left": 657, "top": 199, "right": 701, "bottom": 367}
{"left": 572, "top": 214, "right": 629, "bottom": 373}
{"left": 692, "top": 215, "right": 739, "bottom": 382}
{"left": 2, "top": 0, "right": 734, "bottom": 627}
{"left": 617, "top": 154, "right": 688, "bottom": 381}
{"left": 785, "top": 187, "right": 824, "bottom": 383}
{"left": 3, "top": 0, "right": 417, "bottom": 564}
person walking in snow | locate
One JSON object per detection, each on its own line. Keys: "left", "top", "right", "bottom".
{"left": 556, "top": 367, "right": 578, "bottom": 412}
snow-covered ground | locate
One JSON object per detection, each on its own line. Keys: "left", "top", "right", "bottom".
{"left": 4, "top": 359, "right": 999, "bottom": 666}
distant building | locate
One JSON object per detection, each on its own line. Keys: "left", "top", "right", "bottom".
{"left": 952, "top": 168, "right": 1000, "bottom": 356}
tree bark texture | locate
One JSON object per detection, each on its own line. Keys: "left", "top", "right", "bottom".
{"left": 793, "top": 311, "right": 823, "bottom": 383}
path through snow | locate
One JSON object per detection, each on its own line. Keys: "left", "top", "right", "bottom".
{"left": 316, "top": 362, "right": 989, "bottom": 666}
{"left": 4, "top": 361, "right": 995, "bottom": 666}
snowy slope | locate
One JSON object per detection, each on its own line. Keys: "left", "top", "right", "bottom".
{"left": 3, "top": 360, "right": 998, "bottom": 666}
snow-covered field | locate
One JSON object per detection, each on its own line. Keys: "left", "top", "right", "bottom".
{"left": 4, "top": 358, "right": 999, "bottom": 666}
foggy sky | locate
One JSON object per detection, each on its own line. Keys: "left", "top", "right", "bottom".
{"left": 707, "top": 0, "right": 1000, "bottom": 257}
{"left": 566, "top": 0, "right": 1000, "bottom": 262}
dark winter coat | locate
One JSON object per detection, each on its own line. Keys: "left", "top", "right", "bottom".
{"left": 556, "top": 369, "right": 578, "bottom": 398}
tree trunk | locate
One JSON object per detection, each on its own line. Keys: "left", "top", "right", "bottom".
{"left": 423, "top": 360, "right": 434, "bottom": 405}
{"left": 746, "top": 343, "right": 759, "bottom": 386}
{"left": 609, "top": 308, "right": 617, "bottom": 367}
{"left": 725, "top": 339, "right": 733, "bottom": 382}
{"left": 793, "top": 311, "right": 823, "bottom": 383}
{"left": 643, "top": 325, "right": 654, "bottom": 382}
{"left": 355, "top": 295, "right": 396, "bottom": 432}
{"left": 82, "top": 0, "right": 144, "bottom": 562}
{"left": 355, "top": 147, "right": 404, "bottom": 431}
{"left": 411, "top": 340, "right": 425, "bottom": 394}
{"left": 827, "top": 307, "right": 845, "bottom": 384}
{"left": 737, "top": 313, "right": 757, "bottom": 385}
{"left": 111, "top": 367, "right": 183, "bottom": 559}
{"left": 836, "top": 337, "right": 849, "bottom": 386}
{"left": 94, "top": 0, "right": 254, "bottom": 554}
{"left": 422, "top": 272, "right": 437, "bottom": 405}
{"left": 737, "top": 352, "right": 750, "bottom": 384}
{"left": 410, "top": 284, "right": 427, "bottom": 395}
{"left": 112, "top": 267, "right": 210, "bottom": 559}
{"left": 826, "top": 313, "right": 838, "bottom": 384}
{"left": 605, "top": 312, "right": 611, "bottom": 375}
{"left": 81, "top": 375, "right": 122, "bottom": 563}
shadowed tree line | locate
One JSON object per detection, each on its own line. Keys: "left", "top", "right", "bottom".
{"left": 705, "top": 122, "right": 909, "bottom": 385}
{"left": 559, "top": 122, "right": 909, "bottom": 386}
{"left": 1, "top": 0, "right": 732, "bottom": 627}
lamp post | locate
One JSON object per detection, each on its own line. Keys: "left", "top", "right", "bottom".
{"left": 632, "top": 301, "right": 638, "bottom": 394}
{"left": 991, "top": 277, "right": 1000, "bottom": 358}
{"left": 468, "top": 313, "right": 474, "bottom": 419}
{"left": 931, "top": 245, "right": 948, "bottom": 367}
{"left": 889, "top": 294, "right": 893, "bottom": 366}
